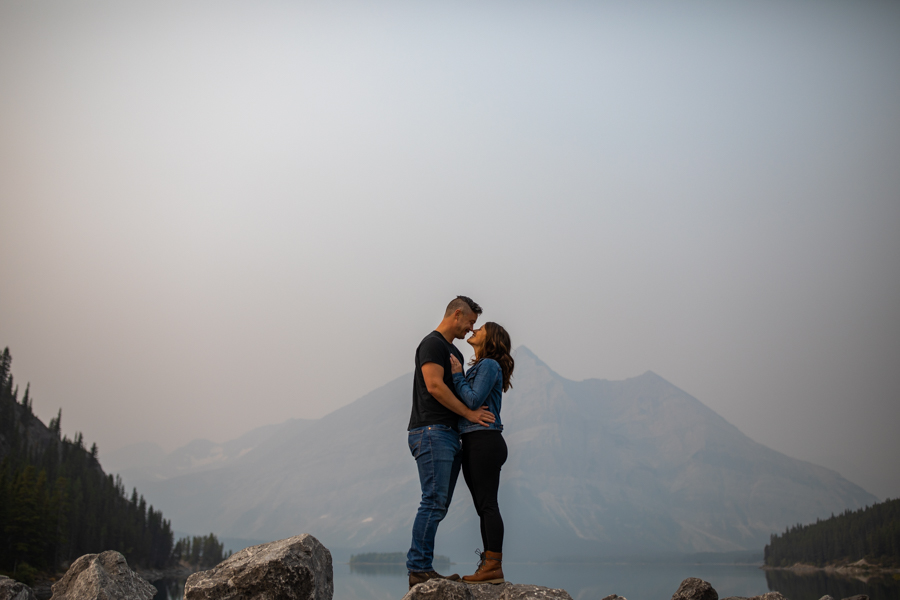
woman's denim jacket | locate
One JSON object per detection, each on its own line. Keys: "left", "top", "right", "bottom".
{"left": 454, "top": 358, "right": 503, "bottom": 434}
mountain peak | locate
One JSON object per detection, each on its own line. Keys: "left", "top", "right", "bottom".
{"left": 632, "top": 370, "right": 668, "bottom": 383}
{"left": 513, "top": 345, "right": 539, "bottom": 361}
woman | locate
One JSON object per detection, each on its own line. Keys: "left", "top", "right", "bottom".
{"left": 449, "top": 321, "right": 515, "bottom": 585}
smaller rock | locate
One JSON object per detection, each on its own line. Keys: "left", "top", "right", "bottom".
{"left": 818, "top": 596, "right": 836, "bottom": 600}
{"left": 671, "top": 578, "right": 718, "bottom": 600}
{"left": 184, "top": 534, "right": 332, "bottom": 600}
{"left": 601, "top": 595, "right": 627, "bottom": 600}
{"left": 840, "top": 596, "right": 868, "bottom": 600}
{"left": 49, "top": 551, "right": 155, "bottom": 600}
{"left": 0, "top": 576, "right": 37, "bottom": 600}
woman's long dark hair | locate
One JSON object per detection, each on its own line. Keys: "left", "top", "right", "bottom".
{"left": 473, "top": 322, "right": 515, "bottom": 392}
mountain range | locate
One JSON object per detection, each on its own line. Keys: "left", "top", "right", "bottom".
{"left": 105, "top": 347, "right": 875, "bottom": 561}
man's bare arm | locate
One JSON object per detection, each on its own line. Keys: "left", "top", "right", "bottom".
{"left": 422, "top": 362, "right": 495, "bottom": 426}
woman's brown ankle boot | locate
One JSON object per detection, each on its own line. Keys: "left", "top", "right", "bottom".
{"left": 462, "top": 550, "right": 504, "bottom": 584}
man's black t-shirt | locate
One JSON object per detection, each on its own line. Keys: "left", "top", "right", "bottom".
{"left": 408, "top": 330, "right": 465, "bottom": 431}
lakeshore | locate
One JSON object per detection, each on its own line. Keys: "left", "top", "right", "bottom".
{"left": 762, "top": 559, "right": 900, "bottom": 584}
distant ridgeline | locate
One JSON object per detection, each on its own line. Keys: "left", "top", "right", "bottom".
{"left": 765, "top": 497, "right": 900, "bottom": 567}
{"left": 350, "top": 552, "right": 450, "bottom": 565}
{"left": 0, "top": 347, "right": 224, "bottom": 583}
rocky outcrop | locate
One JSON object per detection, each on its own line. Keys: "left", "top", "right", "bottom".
{"left": 401, "top": 579, "right": 474, "bottom": 600}
{"left": 184, "top": 534, "right": 332, "bottom": 600}
{"left": 720, "top": 594, "right": 788, "bottom": 600}
{"left": 0, "top": 576, "right": 37, "bottom": 600}
{"left": 721, "top": 593, "right": 853, "bottom": 600}
{"left": 49, "top": 551, "right": 155, "bottom": 600}
{"left": 401, "top": 579, "right": 573, "bottom": 600}
{"left": 410, "top": 575, "right": 868, "bottom": 600}
{"left": 480, "top": 584, "right": 573, "bottom": 600}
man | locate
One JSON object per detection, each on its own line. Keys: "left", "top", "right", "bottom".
{"left": 406, "top": 295, "right": 495, "bottom": 588}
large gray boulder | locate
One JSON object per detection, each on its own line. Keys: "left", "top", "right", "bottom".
{"left": 672, "top": 578, "right": 718, "bottom": 600}
{"left": 402, "top": 580, "right": 573, "bottom": 600}
{"left": 49, "top": 551, "right": 155, "bottom": 600}
{"left": 0, "top": 576, "right": 37, "bottom": 600}
{"left": 184, "top": 534, "right": 332, "bottom": 600}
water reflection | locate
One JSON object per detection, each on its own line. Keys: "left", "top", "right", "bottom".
{"left": 765, "top": 569, "right": 900, "bottom": 600}
{"left": 349, "top": 563, "right": 408, "bottom": 576}
{"left": 151, "top": 577, "right": 186, "bottom": 600}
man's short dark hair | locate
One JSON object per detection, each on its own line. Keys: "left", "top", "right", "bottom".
{"left": 445, "top": 295, "right": 482, "bottom": 317}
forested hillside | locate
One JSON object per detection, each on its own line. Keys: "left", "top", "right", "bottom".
{"left": 0, "top": 347, "right": 174, "bottom": 582}
{"left": 765, "top": 497, "right": 900, "bottom": 567}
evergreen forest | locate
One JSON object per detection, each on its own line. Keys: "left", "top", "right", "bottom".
{"left": 0, "top": 347, "right": 223, "bottom": 584}
{"left": 172, "top": 534, "right": 231, "bottom": 569}
{"left": 765, "top": 497, "right": 900, "bottom": 567}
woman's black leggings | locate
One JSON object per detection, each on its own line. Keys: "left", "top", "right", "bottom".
{"left": 461, "top": 430, "right": 508, "bottom": 553}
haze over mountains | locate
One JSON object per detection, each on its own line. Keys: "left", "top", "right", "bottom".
{"left": 106, "top": 347, "right": 875, "bottom": 561}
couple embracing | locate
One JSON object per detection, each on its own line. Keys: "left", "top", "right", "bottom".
{"left": 406, "top": 295, "right": 515, "bottom": 589}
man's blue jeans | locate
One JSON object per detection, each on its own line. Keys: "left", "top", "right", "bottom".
{"left": 406, "top": 424, "right": 462, "bottom": 573}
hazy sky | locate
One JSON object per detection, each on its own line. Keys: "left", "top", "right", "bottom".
{"left": 1, "top": 1, "right": 898, "bottom": 500}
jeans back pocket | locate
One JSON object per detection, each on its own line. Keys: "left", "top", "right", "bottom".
{"left": 408, "top": 430, "right": 424, "bottom": 458}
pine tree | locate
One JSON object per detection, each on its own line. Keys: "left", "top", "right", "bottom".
{"left": 0, "top": 348, "right": 11, "bottom": 390}
{"left": 49, "top": 409, "right": 62, "bottom": 436}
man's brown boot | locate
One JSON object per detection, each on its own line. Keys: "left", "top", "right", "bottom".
{"left": 462, "top": 550, "right": 504, "bottom": 585}
{"left": 408, "top": 570, "right": 461, "bottom": 589}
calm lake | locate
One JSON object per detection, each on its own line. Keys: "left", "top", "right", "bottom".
{"left": 151, "top": 563, "right": 900, "bottom": 600}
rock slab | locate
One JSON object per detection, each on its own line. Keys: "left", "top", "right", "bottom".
{"left": 0, "top": 576, "right": 37, "bottom": 600}
{"left": 672, "top": 578, "right": 718, "bottom": 600}
{"left": 184, "top": 534, "right": 332, "bottom": 600}
{"left": 49, "top": 551, "right": 155, "bottom": 600}
{"left": 402, "top": 579, "right": 474, "bottom": 600}
{"left": 402, "top": 579, "right": 573, "bottom": 600}
{"left": 721, "top": 593, "right": 790, "bottom": 600}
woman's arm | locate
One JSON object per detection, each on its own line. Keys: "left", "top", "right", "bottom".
{"left": 422, "top": 362, "right": 495, "bottom": 426}
{"left": 451, "top": 359, "right": 501, "bottom": 410}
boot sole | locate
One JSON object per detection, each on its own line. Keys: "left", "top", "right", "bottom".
{"left": 463, "top": 579, "right": 505, "bottom": 585}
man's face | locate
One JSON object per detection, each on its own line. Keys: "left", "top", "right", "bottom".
{"left": 453, "top": 309, "right": 478, "bottom": 340}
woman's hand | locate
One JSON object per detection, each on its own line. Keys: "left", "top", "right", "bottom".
{"left": 449, "top": 354, "right": 463, "bottom": 374}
